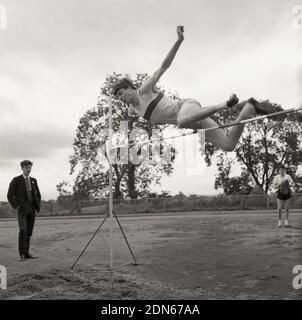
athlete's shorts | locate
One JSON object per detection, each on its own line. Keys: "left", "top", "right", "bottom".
{"left": 277, "top": 198, "right": 291, "bottom": 210}
{"left": 178, "top": 98, "right": 202, "bottom": 111}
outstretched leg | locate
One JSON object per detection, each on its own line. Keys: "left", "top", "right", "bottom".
{"left": 177, "top": 94, "right": 238, "bottom": 129}
{"left": 190, "top": 102, "right": 256, "bottom": 151}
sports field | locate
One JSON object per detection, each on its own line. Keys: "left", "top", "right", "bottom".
{"left": 0, "top": 211, "right": 301, "bottom": 300}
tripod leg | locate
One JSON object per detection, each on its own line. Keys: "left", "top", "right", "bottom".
{"left": 114, "top": 213, "right": 138, "bottom": 264}
{"left": 71, "top": 216, "right": 107, "bottom": 269}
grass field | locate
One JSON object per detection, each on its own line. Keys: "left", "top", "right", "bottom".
{"left": 0, "top": 211, "right": 301, "bottom": 300}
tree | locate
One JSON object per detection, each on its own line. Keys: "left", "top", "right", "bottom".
{"left": 214, "top": 154, "right": 254, "bottom": 195}
{"left": 56, "top": 180, "right": 74, "bottom": 204}
{"left": 68, "top": 73, "right": 177, "bottom": 199}
{"left": 205, "top": 101, "right": 302, "bottom": 194}
{"left": 144, "top": 191, "right": 171, "bottom": 198}
{"left": 56, "top": 181, "right": 72, "bottom": 196}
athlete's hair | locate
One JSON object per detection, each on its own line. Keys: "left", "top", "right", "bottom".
{"left": 279, "top": 164, "right": 286, "bottom": 170}
{"left": 113, "top": 78, "right": 136, "bottom": 96}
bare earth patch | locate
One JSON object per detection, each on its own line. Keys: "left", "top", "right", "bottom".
{"left": 0, "top": 268, "right": 219, "bottom": 300}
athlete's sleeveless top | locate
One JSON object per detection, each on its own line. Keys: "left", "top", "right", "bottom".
{"left": 134, "top": 90, "right": 181, "bottom": 125}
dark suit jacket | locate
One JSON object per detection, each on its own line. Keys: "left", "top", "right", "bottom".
{"left": 7, "top": 175, "right": 41, "bottom": 213}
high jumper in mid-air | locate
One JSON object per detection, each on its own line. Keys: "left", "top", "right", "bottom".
{"left": 113, "top": 26, "right": 282, "bottom": 152}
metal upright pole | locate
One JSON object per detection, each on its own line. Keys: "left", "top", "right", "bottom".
{"left": 108, "top": 96, "right": 114, "bottom": 270}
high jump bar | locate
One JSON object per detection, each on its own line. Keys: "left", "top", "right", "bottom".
{"left": 111, "top": 105, "right": 302, "bottom": 150}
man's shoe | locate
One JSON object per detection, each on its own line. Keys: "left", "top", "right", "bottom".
{"left": 25, "top": 253, "right": 38, "bottom": 259}
{"left": 19, "top": 254, "right": 26, "bottom": 261}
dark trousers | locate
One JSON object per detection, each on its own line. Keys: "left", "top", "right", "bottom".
{"left": 17, "top": 206, "right": 36, "bottom": 256}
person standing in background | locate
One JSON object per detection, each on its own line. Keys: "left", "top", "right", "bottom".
{"left": 273, "top": 165, "right": 295, "bottom": 228}
{"left": 7, "top": 160, "right": 41, "bottom": 261}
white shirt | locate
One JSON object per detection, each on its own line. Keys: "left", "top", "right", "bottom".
{"left": 23, "top": 174, "right": 30, "bottom": 180}
{"left": 273, "top": 174, "right": 294, "bottom": 192}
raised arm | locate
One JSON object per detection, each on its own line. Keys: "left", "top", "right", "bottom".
{"left": 141, "top": 26, "right": 184, "bottom": 94}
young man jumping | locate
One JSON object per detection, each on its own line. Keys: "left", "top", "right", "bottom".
{"left": 113, "top": 26, "right": 282, "bottom": 152}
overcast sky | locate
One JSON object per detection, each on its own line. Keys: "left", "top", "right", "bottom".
{"left": 0, "top": 0, "right": 301, "bottom": 200}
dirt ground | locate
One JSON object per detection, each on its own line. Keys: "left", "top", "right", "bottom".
{"left": 0, "top": 211, "right": 301, "bottom": 300}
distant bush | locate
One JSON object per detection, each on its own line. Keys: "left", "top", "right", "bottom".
{"left": 2, "top": 194, "right": 301, "bottom": 217}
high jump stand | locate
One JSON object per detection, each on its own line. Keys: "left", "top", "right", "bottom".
{"left": 71, "top": 96, "right": 138, "bottom": 271}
